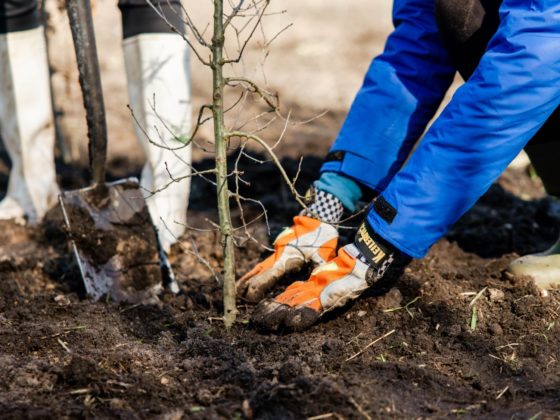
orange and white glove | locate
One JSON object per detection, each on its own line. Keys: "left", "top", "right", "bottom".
{"left": 251, "top": 221, "right": 411, "bottom": 332}
{"left": 237, "top": 215, "right": 339, "bottom": 302}
{"left": 237, "top": 188, "right": 343, "bottom": 302}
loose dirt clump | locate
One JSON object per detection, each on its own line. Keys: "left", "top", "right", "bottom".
{"left": 59, "top": 179, "right": 163, "bottom": 302}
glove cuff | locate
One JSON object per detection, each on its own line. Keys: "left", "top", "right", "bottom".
{"left": 300, "top": 187, "right": 344, "bottom": 224}
{"left": 354, "top": 220, "right": 411, "bottom": 286}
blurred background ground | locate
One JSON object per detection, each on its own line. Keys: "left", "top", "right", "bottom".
{"left": 45, "top": 0, "right": 423, "bottom": 163}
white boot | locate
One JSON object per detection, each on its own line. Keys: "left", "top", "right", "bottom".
{"left": 123, "top": 33, "right": 192, "bottom": 253}
{"left": 0, "top": 27, "right": 59, "bottom": 224}
{"left": 508, "top": 240, "right": 560, "bottom": 291}
{"left": 508, "top": 198, "right": 560, "bottom": 290}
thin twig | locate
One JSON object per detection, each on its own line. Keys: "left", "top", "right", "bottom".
{"left": 224, "top": 0, "right": 246, "bottom": 29}
{"left": 348, "top": 397, "right": 372, "bottom": 420}
{"left": 345, "top": 329, "right": 396, "bottom": 362}
{"left": 496, "top": 386, "right": 509, "bottom": 400}
{"left": 224, "top": 0, "right": 270, "bottom": 64}
{"left": 470, "top": 287, "right": 488, "bottom": 307}
{"left": 57, "top": 338, "right": 71, "bottom": 353}
{"left": 225, "top": 131, "right": 307, "bottom": 208}
{"left": 145, "top": 0, "right": 211, "bottom": 66}
{"left": 178, "top": 238, "right": 221, "bottom": 284}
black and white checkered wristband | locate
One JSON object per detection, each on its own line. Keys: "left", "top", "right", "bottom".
{"left": 300, "top": 188, "right": 344, "bottom": 224}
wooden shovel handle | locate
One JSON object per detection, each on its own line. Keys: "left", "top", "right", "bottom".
{"left": 66, "top": 0, "right": 107, "bottom": 186}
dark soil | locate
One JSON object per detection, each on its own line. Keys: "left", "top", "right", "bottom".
{"left": 0, "top": 153, "right": 559, "bottom": 419}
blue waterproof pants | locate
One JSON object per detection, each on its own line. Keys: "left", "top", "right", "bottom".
{"left": 322, "top": 0, "right": 560, "bottom": 258}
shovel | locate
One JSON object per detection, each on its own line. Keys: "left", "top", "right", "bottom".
{"left": 59, "top": 0, "right": 178, "bottom": 303}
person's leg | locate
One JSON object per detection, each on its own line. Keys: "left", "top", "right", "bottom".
{"left": 436, "top": 0, "right": 560, "bottom": 200}
{"left": 0, "top": 0, "right": 40, "bottom": 33}
{"left": 119, "top": 0, "right": 192, "bottom": 252}
{"left": 320, "top": 0, "right": 457, "bottom": 195}
{"left": 0, "top": 1, "right": 59, "bottom": 223}
{"left": 364, "top": 0, "right": 560, "bottom": 260}
{"left": 435, "top": 0, "right": 560, "bottom": 287}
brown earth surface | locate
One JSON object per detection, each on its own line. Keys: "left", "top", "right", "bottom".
{"left": 1, "top": 1, "right": 559, "bottom": 419}
{"left": 0, "top": 153, "right": 559, "bottom": 419}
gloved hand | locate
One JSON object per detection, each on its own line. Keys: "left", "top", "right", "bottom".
{"left": 251, "top": 220, "right": 411, "bottom": 332}
{"left": 237, "top": 188, "right": 344, "bottom": 302}
{"left": 237, "top": 215, "right": 339, "bottom": 302}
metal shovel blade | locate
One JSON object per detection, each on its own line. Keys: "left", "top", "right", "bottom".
{"left": 59, "top": 177, "right": 163, "bottom": 304}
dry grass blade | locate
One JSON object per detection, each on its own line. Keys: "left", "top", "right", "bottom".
{"left": 496, "top": 385, "right": 509, "bottom": 400}
{"left": 307, "top": 414, "right": 338, "bottom": 420}
{"left": 345, "top": 329, "right": 396, "bottom": 362}
{"left": 69, "top": 388, "right": 92, "bottom": 395}
{"left": 348, "top": 396, "right": 372, "bottom": 420}
{"left": 469, "top": 287, "right": 488, "bottom": 307}
{"left": 57, "top": 338, "right": 71, "bottom": 353}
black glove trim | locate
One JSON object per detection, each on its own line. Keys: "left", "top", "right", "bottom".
{"left": 354, "top": 220, "right": 411, "bottom": 286}
{"left": 355, "top": 220, "right": 396, "bottom": 265}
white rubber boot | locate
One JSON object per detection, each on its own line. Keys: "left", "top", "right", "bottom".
{"left": 0, "top": 27, "right": 59, "bottom": 224}
{"left": 123, "top": 33, "right": 192, "bottom": 253}
{"left": 508, "top": 198, "right": 560, "bottom": 290}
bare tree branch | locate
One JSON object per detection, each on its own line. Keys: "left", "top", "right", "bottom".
{"left": 224, "top": 0, "right": 246, "bottom": 29}
{"left": 145, "top": 0, "right": 211, "bottom": 66}
{"left": 223, "top": 0, "right": 270, "bottom": 64}
{"left": 226, "top": 131, "right": 307, "bottom": 209}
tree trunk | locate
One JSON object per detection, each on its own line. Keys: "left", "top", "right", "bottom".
{"left": 212, "top": 0, "right": 237, "bottom": 328}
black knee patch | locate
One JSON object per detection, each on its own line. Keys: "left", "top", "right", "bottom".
{"left": 434, "top": 0, "right": 502, "bottom": 79}
{"left": 119, "top": 1, "right": 185, "bottom": 39}
{"left": 435, "top": 0, "right": 485, "bottom": 44}
{"left": 0, "top": 0, "right": 40, "bottom": 34}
